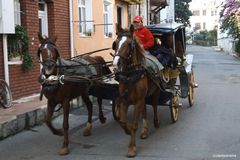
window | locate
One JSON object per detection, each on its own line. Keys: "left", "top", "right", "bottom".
{"left": 203, "top": 22, "right": 206, "bottom": 30}
{"left": 211, "top": 10, "right": 217, "bottom": 16}
{"left": 194, "top": 23, "right": 201, "bottom": 30}
{"left": 192, "top": 10, "right": 200, "bottom": 16}
{"left": 103, "top": 1, "right": 113, "bottom": 37}
{"left": 78, "top": 0, "right": 93, "bottom": 36}
{"left": 14, "top": 0, "right": 21, "bottom": 25}
{"left": 203, "top": 10, "right": 206, "bottom": 16}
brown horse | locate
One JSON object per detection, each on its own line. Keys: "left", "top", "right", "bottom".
{"left": 112, "top": 25, "right": 162, "bottom": 157}
{"left": 37, "top": 34, "right": 111, "bottom": 155}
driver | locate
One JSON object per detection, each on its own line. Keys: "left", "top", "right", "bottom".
{"left": 133, "top": 16, "right": 154, "bottom": 54}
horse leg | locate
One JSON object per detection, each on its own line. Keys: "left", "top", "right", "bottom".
{"left": 59, "top": 99, "right": 70, "bottom": 155}
{"left": 97, "top": 97, "right": 106, "bottom": 124}
{"left": 152, "top": 92, "right": 160, "bottom": 128}
{"left": 127, "top": 100, "right": 145, "bottom": 157}
{"left": 140, "top": 105, "right": 149, "bottom": 139}
{"left": 82, "top": 94, "right": 93, "bottom": 136}
{"left": 46, "top": 100, "right": 63, "bottom": 136}
{"left": 119, "top": 102, "right": 131, "bottom": 135}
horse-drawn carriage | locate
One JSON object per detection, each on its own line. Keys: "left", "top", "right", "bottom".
{"left": 97, "top": 22, "right": 197, "bottom": 123}
{"left": 37, "top": 22, "right": 197, "bottom": 157}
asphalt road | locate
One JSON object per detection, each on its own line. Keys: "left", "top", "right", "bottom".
{"left": 0, "top": 45, "right": 240, "bottom": 160}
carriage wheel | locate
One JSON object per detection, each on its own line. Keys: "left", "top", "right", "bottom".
{"left": 170, "top": 95, "right": 179, "bottom": 123}
{"left": 112, "top": 99, "right": 120, "bottom": 121}
{"left": 188, "top": 70, "right": 195, "bottom": 107}
{"left": 0, "top": 80, "right": 13, "bottom": 109}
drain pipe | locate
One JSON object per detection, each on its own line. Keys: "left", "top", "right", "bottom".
{"left": 2, "top": 34, "right": 10, "bottom": 85}
{"left": 69, "top": 0, "right": 74, "bottom": 58}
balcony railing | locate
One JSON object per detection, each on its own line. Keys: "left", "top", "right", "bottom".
{"left": 121, "top": 0, "right": 143, "bottom": 4}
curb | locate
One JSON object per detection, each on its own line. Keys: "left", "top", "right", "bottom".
{"left": 0, "top": 98, "right": 84, "bottom": 140}
{"left": 0, "top": 105, "right": 47, "bottom": 140}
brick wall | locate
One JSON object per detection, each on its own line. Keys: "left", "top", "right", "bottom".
{"left": 7, "top": 0, "right": 40, "bottom": 99}
{"left": 48, "top": 1, "right": 70, "bottom": 59}
{"left": 5, "top": 0, "right": 70, "bottom": 100}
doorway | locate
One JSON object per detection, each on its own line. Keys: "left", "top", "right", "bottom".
{"left": 38, "top": 1, "right": 48, "bottom": 36}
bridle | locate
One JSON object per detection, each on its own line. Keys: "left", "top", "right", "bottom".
{"left": 37, "top": 41, "right": 60, "bottom": 75}
{"left": 113, "top": 33, "right": 143, "bottom": 72}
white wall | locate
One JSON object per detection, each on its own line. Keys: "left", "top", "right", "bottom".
{"left": 160, "top": 0, "right": 175, "bottom": 23}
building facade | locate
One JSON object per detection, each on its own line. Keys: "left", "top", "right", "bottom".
{"left": 0, "top": 0, "right": 71, "bottom": 100}
{"left": 71, "top": 0, "right": 131, "bottom": 61}
{"left": 189, "top": 0, "right": 218, "bottom": 31}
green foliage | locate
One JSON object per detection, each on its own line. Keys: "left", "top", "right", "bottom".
{"left": 235, "top": 40, "right": 240, "bottom": 55}
{"left": 21, "top": 51, "right": 34, "bottom": 71}
{"left": 175, "top": 0, "right": 192, "bottom": 26}
{"left": 7, "top": 25, "right": 34, "bottom": 72}
{"left": 193, "top": 29, "right": 217, "bottom": 46}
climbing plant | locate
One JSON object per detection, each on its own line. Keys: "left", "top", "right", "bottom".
{"left": 7, "top": 25, "right": 34, "bottom": 71}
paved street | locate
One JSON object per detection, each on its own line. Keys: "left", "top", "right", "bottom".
{"left": 0, "top": 45, "right": 240, "bottom": 160}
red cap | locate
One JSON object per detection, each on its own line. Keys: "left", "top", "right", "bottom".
{"left": 133, "top": 16, "right": 143, "bottom": 23}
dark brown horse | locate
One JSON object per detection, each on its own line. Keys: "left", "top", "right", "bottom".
{"left": 37, "top": 34, "right": 111, "bottom": 155}
{"left": 112, "top": 25, "right": 162, "bottom": 157}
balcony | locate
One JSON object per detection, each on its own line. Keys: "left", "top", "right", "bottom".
{"left": 150, "top": 0, "right": 168, "bottom": 15}
{"left": 121, "top": 0, "right": 143, "bottom": 4}
{"left": 150, "top": 0, "right": 168, "bottom": 7}
{"left": 121, "top": 0, "right": 167, "bottom": 6}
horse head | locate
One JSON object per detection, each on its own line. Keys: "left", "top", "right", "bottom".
{"left": 38, "top": 33, "right": 59, "bottom": 76}
{"left": 112, "top": 24, "right": 145, "bottom": 71}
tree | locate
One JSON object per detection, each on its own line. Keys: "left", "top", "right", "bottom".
{"left": 175, "top": 0, "right": 192, "bottom": 26}
{"left": 219, "top": 0, "right": 240, "bottom": 40}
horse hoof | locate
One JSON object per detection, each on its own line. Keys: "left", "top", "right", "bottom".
{"left": 53, "top": 129, "right": 64, "bottom": 136}
{"left": 99, "top": 117, "right": 106, "bottom": 124}
{"left": 140, "top": 129, "right": 149, "bottom": 139}
{"left": 58, "top": 147, "right": 69, "bottom": 155}
{"left": 154, "top": 121, "right": 160, "bottom": 128}
{"left": 127, "top": 147, "right": 136, "bottom": 158}
{"left": 83, "top": 129, "right": 92, "bottom": 136}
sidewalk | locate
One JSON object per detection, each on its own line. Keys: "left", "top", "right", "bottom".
{"left": 0, "top": 94, "right": 48, "bottom": 140}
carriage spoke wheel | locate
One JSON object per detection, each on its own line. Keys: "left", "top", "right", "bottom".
{"left": 170, "top": 95, "right": 179, "bottom": 123}
{"left": 112, "top": 99, "right": 120, "bottom": 121}
{"left": 0, "top": 80, "right": 13, "bottom": 109}
{"left": 188, "top": 70, "right": 195, "bottom": 107}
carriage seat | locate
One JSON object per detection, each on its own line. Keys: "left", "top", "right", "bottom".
{"left": 148, "top": 44, "right": 178, "bottom": 69}
{"left": 145, "top": 54, "right": 164, "bottom": 75}
{"left": 57, "top": 58, "right": 97, "bottom": 77}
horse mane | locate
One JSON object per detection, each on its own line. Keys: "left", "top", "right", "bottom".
{"left": 132, "top": 35, "right": 146, "bottom": 65}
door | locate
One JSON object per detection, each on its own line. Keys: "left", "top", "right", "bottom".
{"left": 38, "top": 1, "right": 48, "bottom": 36}
{"left": 117, "top": 6, "right": 122, "bottom": 27}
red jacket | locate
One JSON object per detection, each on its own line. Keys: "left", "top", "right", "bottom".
{"left": 134, "top": 27, "right": 154, "bottom": 50}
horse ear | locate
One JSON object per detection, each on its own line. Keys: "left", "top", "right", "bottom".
{"left": 52, "top": 36, "right": 57, "bottom": 43}
{"left": 116, "top": 24, "right": 123, "bottom": 35}
{"left": 38, "top": 32, "right": 44, "bottom": 43}
{"left": 130, "top": 24, "right": 134, "bottom": 37}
